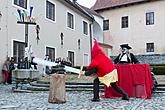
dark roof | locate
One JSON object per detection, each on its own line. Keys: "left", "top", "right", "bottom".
{"left": 62, "top": 0, "right": 94, "bottom": 20}
{"left": 91, "top": 0, "right": 158, "bottom": 11}
{"left": 80, "top": 5, "right": 103, "bottom": 18}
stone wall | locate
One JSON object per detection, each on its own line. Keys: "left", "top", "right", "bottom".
{"left": 110, "top": 54, "right": 165, "bottom": 64}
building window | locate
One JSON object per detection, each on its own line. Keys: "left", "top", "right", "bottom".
{"left": 146, "top": 12, "right": 154, "bottom": 25}
{"left": 67, "top": 12, "right": 74, "bottom": 29}
{"left": 83, "top": 21, "right": 88, "bottom": 35}
{"left": 14, "top": 0, "right": 27, "bottom": 9}
{"left": 46, "top": 47, "right": 55, "bottom": 61}
{"left": 13, "top": 41, "right": 26, "bottom": 63}
{"left": 121, "top": 16, "right": 128, "bottom": 28}
{"left": 146, "top": 43, "right": 154, "bottom": 52}
{"left": 46, "top": 0, "right": 55, "bottom": 21}
{"left": 83, "top": 54, "right": 89, "bottom": 66}
{"left": 68, "top": 51, "right": 74, "bottom": 66}
{"left": 103, "top": 20, "right": 109, "bottom": 31}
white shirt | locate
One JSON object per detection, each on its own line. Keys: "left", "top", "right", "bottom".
{"left": 120, "top": 54, "right": 128, "bottom": 62}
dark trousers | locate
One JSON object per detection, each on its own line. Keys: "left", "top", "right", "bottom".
{"left": 93, "top": 78, "right": 127, "bottom": 99}
{"left": 93, "top": 77, "right": 100, "bottom": 99}
{"left": 7, "top": 72, "right": 12, "bottom": 84}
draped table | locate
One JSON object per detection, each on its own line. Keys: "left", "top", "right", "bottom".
{"left": 104, "top": 64, "right": 154, "bottom": 99}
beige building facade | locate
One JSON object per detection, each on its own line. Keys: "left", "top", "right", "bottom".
{"left": 92, "top": 0, "right": 165, "bottom": 56}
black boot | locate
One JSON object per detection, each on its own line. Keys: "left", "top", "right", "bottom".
{"left": 91, "top": 98, "right": 100, "bottom": 102}
{"left": 122, "top": 95, "right": 129, "bottom": 101}
{"left": 92, "top": 78, "right": 100, "bottom": 102}
{"left": 111, "top": 82, "right": 129, "bottom": 101}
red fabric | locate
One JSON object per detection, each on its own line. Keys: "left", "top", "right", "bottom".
{"left": 88, "top": 39, "right": 116, "bottom": 77}
{"left": 104, "top": 64, "right": 154, "bottom": 99}
{"left": 2, "top": 70, "right": 8, "bottom": 82}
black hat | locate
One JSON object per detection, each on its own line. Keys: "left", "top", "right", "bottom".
{"left": 120, "top": 44, "right": 132, "bottom": 49}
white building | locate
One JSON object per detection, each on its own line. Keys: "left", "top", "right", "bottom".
{"left": 92, "top": 0, "right": 165, "bottom": 56}
{"left": 0, "top": 0, "right": 104, "bottom": 82}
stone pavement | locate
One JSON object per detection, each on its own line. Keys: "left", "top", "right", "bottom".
{"left": 0, "top": 84, "right": 165, "bottom": 110}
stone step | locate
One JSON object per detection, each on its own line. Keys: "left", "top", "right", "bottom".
{"left": 155, "top": 86, "right": 165, "bottom": 91}
{"left": 24, "top": 81, "right": 104, "bottom": 91}
{"left": 36, "top": 80, "right": 104, "bottom": 86}
{"left": 12, "top": 88, "right": 35, "bottom": 93}
{"left": 65, "top": 85, "right": 104, "bottom": 89}
{"left": 156, "top": 84, "right": 165, "bottom": 87}
{"left": 37, "top": 80, "right": 50, "bottom": 84}
{"left": 25, "top": 80, "right": 165, "bottom": 92}
{"left": 30, "top": 82, "right": 49, "bottom": 87}
{"left": 31, "top": 81, "right": 104, "bottom": 88}
{"left": 153, "top": 90, "right": 165, "bottom": 93}
{"left": 27, "top": 86, "right": 49, "bottom": 91}
{"left": 20, "top": 85, "right": 104, "bottom": 92}
{"left": 66, "top": 88, "right": 104, "bottom": 92}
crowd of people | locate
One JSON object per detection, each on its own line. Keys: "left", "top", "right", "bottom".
{"left": 44, "top": 56, "right": 72, "bottom": 75}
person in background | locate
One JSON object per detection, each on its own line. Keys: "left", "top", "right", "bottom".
{"left": 44, "top": 55, "right": 52, "bottom": 75}
{"left": 114, "top": 44, "right": 157, "bottom": 91}
{"left": 7, "top": 57, "right": 15, "bottom": 84}
{"left": 80, "top": 39, "right": 129, "bottom": 102}
{"left": 2, "top": 57, "right": 10, "bottom": 84}
{"left": 114, "top": 44, "right": 139, "bottom": 64}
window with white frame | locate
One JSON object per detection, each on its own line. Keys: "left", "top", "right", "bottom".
{"left": 67, "top": 12, "right": 74, "bottom": 29}
{"left": 46, "top": 47, "right": 55, "bottom": 61}
{"left": 121, "top": 16, "right": 128, "bottom": 28}
{"left": 13, "top": 40, "right": 26, "bottom": 63}
{"left": 146, "top": 12, "right": 154, "bottom": 25}
{"left": 83, "top": 21, "right": 88, "bottom": 35}
{"left": 46, "top": 0, "right": 55, "bottom": 21}
{"left": 14, "top": 0, "right": 27, "bottom": 9}
{"left": 103, "top": 19, "right": 109, "bottom": 31}
{"left": 68, "top": 51, "right": 74, "bottom": 66}
{"left": 83, "top": 53, "right": 89, "bottom": 66}
{"left": 146, "top": 43, "right": 154, "bottom": 52}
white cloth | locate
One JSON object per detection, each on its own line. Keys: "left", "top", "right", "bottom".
{"left": 120, "top": 54, "right": 128, "bottom": 62}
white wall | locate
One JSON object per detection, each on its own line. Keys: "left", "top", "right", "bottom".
{"left": 98, "top": 1, "right": 165, "bottom": 55}
{"left": 93, "top": 15, "right": 103, "bottom": 43}
{"left": 0, "top": 0, "right": 93, "bottom": 81}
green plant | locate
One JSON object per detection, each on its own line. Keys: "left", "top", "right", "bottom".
{"left": 151, "top": 65, "right": 165, "bottom": 75}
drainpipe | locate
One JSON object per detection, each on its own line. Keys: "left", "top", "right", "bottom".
{"left": 89, "top": 23, "right": 93, "bottom": 61}
{"left": 6, "top": 0, "right": 9, "bottom": 57}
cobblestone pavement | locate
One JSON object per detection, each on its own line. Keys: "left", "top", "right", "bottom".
{"left": 0, "top": 84, "right": 165, "bottom": 110}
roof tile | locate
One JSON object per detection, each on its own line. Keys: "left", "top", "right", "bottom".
{"left": 91, "top": 0, "right": 154, "bottom": 11}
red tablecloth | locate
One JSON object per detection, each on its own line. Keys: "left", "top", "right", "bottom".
{"left": 104, "top": 64, "right": 154, "bottom": 99}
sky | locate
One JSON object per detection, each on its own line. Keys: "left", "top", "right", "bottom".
{"left": 77, "top": 0, "right": 97, "bottom": 8}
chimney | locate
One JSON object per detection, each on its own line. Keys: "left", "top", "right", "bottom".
{"left": 73, "top": 0, "right": 77, "bottom": 3}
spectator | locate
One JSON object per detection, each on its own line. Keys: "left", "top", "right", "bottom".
{"left": 2, "top": 57, "right": 10, "bottom": 84}
{"left": 7, "top": 57, "right": 15, "bottom": 84}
